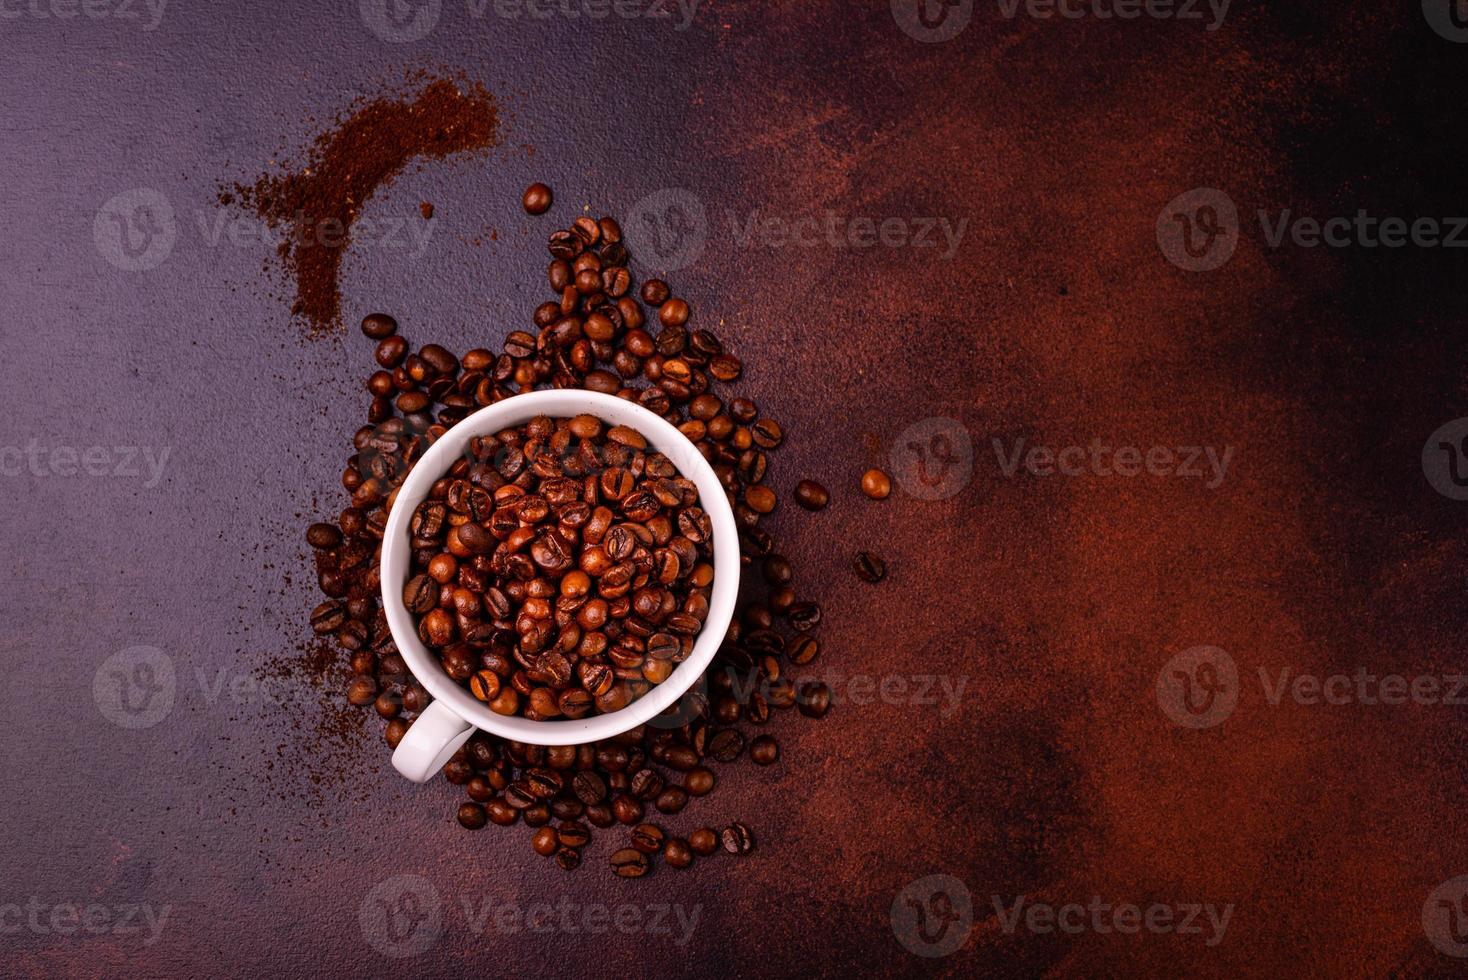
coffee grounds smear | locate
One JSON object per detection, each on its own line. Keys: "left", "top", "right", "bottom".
{"left": 226, "top": 77, "right": 500, "bottom": 333}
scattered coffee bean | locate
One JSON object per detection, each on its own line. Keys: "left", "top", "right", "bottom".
{"left": 664, "top": 838, "right": 693, "bottom": 869}
{"left": 361, "top": 313, "right": 398, "bottom": 340}
{"left": 750, "top": 735, "right": 780, "bottom": 765}
{"left": 631, "top": 823, "right": 665, "bottom": 854}
{"left": 854, "top": 551, "right": 886, "bottom": 583}
{"left": 532, "top": 826, "right": 558, "bottom": 856}
{"left": 793, "top": 479, "right": 829, "bottom": 511}
{"left": 556, "top": 847, "right": 582, "bottom": 871}
{"left": 689, "top": 828, "right": 719, "bottom": 856}
{"left": 458, "top": 802, "right": 488, "bottom": 830}
{"left": 721, "top": 823, "right": 755, "bottom": 855}
{"left": 610, "top": 848, "right": 650, "bottom": 878}
{"left": 860, "top": 468, "right": 892, "bottom": 500}
{"left": 306, "top": 522, "right": 342, "bottom": 549}
{"left": 522, "top": 182, "right": 553, "bottom": 215}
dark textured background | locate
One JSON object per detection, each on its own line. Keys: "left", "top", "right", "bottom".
{"left": 5, "top": 1, "right": 1468, "bottom": 976}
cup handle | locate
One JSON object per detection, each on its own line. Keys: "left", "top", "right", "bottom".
{"left": 391, "top": 699, "right": 475, "bottom": 783}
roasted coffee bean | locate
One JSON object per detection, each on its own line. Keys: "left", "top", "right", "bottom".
{"left": 573, "top": 771, "right": 608, "bottom": 805}
{"left": 457, "top": 802, "right": 488, "bottom": 830}
{"left": 860, "top": 468, "right": 892, "bottom": 500}
{"left": 311, "top": 601, "right": 346, "bottom": 634}
{"left": 787, "top": 601, "right": 822, "bottom": 631}
{"left": 750, "top": 735, "right": 780, "bottom": 765}
{"left": 641, "top": 278, "right": 670, "bottom": 305}
{"left": 361, "top": 312, "right": 398, "bottom": 339}
{"left": 555, "top": 847, "right": 582, "bottom": 871}
{"left": 630, "top": 768, "right": 665, "bottom": 801}
{"left": 794, "top": 479, "right": 829, "bottom": 510}
{"left": 523, "top": 182, "right": 553, "bottom": 215}
{"left": 630, "top": 823, "right": 665, "bottom": 854}
{"left": 375, "top": 335, "right": 409, "bottom": 368}
{"left": 655, "top": 786, "right": 688, "bottom": 814}
{"left": 532, "top": 826, "right": 559, "bottom": 856}
{"left": 663, "top": 838, "right": 693, "bottom": 869}
{"left": 744, "top": 485, "right": 777, "bottom": 514}
{"left": 721, "top": 823, "right": 754, "bottom": 855}
{"left": 347, "top": 675, "right": 378, "bottom": 706}
{"left": 786, "top": 633, "right": 819, "bottom": 665}
{"left": 854, "top": 551, "right": 886, "bottom": 583}
{"left": 610, "top": 848, "right": 650, "bottom": 878}
{"left": 403, "top": 574, "right": 437, "bottom": 614}
{"left": 707, "top": 728, "right": 745, "bottom": 762}
{"left": 306, "top": 522, "right": 342, "bottom": 549}
{"left": 558, "top": 820, "right": 591, "bottom": 848}
{"left": 684, "top": 767, "right": 715, "bottom": 796}
{"left": 689, "top": 828, "right": 718, "bottom": 856}
{"left": 659, "top": 298, "right": 690, "bottom": 327}
{"left": 798, "top": 681, "right": 832, "bottom": 719}
{"left": 612, "top": 794, "right": 645, "bottom": 825}
{"left": 761, "top": 555, "right": 792, "bottom": 586}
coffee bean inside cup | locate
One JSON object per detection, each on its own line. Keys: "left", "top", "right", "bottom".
{"left": 404, "top": 414, "right": 715, "bottom": 720}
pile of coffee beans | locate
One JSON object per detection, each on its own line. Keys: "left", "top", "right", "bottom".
{"left": 305, "top": 186, "right": 833, "bottom": 874}
{"left": 402, "top": 414, "right": 716, "bottom": 720}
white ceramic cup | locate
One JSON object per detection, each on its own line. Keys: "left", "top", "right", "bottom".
{"left": 382, "top": 389, "right": 740, "bottom": 782}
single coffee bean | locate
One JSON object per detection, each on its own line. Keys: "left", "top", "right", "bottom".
{"left": 761, "top": 554, "right": 792, "bottom": 586}
{"left": 523, "top": 182, "right": 553, "bottom": 215}
{"left": 750, "top": 735, "right": 780, "bottom": 765}
{"left": 744, "top": 485, "right": 777, "bottom": 514}
{"left": 558, "top": 820, "right": 591, "bottom": 848}
{"left": 532, "top": 826, "right": 559, "bottom": 856}
{"left": 860, "top": 468, "right": 892, "bottom": 500}
{"left": 794, "top": 479, "right": 829, "bottom": 511}
{"left": 457, "top": 802, "right": 488, "bottom": 830}
{"left": 306, "top": 522, "right": 342, "bottom": 549}
{"left": 655, "top": 786, "right": 688, "bottom": 814}
{"left": 555, "top": 847, "right": 582, "bottom": 871}
{"left": 689, "top": 828, "right": 718, "bottom": 856}
{"left": 311, "top": 601, "right": 346, "bottom": 634}
{"left": 854, "top": 551, "right": 886, "bottom": 583}
{"left": 610, "top": 848, "right": 650, "bottom": 878}
{"left": 630, "top": 823, "right": 665, "bottom": 854}
{"left": 347, "top": 675, "right": 378, "bottom": 706}
{"left": 664, "top": 838, "right": 693, "bottom": 869}
{"left": 721, "top": 822, "right": 754, "bottom": 855}
{"left": 798, "top": 680, "right": 832, "bottom": 719}
{"left": 787, "top": 601, "right": 822, "bottom": 631}
{"left": 684, "top": 767, "right": 715, "bottom": 796}
{"left": 641, "top": 279, "right": 670, "bottom": 305}
{"left": 361, "top": 313, "right": 398, "bottom": 339}
{"left": 786, "top": 632, "right": 819, "bottom": 665}
{"left": 375, "top": 335, "right": 408, "bottom": 368}
{"left": 572, "top": 771, "right": 607, "bottom": 805}
{"left": 707, "top": 729, "right": 744, "bottom": 762}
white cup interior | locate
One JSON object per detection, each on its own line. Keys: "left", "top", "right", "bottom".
{"left": 379, "top": 389, "right": 741, "bottom": 746}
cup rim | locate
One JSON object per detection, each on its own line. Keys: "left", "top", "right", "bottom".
{"left": 379, "top": 389, "right": 740, "bottom": 746}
